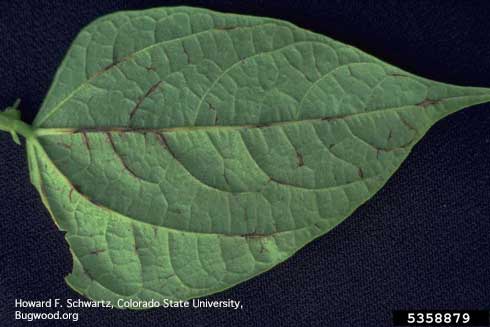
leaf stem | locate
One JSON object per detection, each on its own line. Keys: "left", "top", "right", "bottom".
{"left": 0, "top": 99, "right": 34, "bottom": 144}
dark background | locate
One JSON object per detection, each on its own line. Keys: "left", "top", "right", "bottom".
{"left": 1, "top": 1, "right": 489, "bottom": 326}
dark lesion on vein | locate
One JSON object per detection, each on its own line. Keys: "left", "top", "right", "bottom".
{"left": 387, "top": 72, "right": 410, "bottom": 78}
{"left": 69, "top": 187, "right": 75, "bottom": 202}
{"left": 71, "top": 183, "right": 93, "bottom": 203}
{"left": 182, "top": 46, "right": 191, "bottom": 64}
{"left": 296, "top": 151, "right": 304, "bottom": 167}
{"left": 387, "top": 129, "right": 393, "bottom": 141}
{"left": 106, "top": 132, "right": 141, "bottom": 179}
{"left": 89, "top": 248, "right": 106, "bottom": 256}
{"left": 416, "top": 98, "right": 441, "bottom": 108}
{"left": 215, "top": 25, "right": 239, "bottom": 31}
{"left": 56, "top": 142, "right": 72, "bottom": 149}
{"left": 155, "top": 132, "right": 177, "bottom": 158}
{"left": 254, "top": 122, "right": 271, "bottom": 128}
{"left": 65, "top": 97, "right": 445, "bottom": 136}
{"left": 91, "top": 62, "right": 118, "bottom": 79}
{"left": 129, "top": 80, "right": 163, "bottom": 119}
{"left": 89, "top": 54, "right": 134, "bottom": 80}
{"left": 241, "top": 232, "right": 273, "bottom": 239}
{"left": 321, "top": 114, "right": 349, "bottom": 121}
{"left": 81, "top": 132, "right": 91, "bottom": 151}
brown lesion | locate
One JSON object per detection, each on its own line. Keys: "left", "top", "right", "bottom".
{"left": 182, "top": 46, "right": 191, "bottom": 64}
{"left": 91, "top": 62, "right": 118, "bottom": 79}
{"left": 106, "top": 133, "right": 140, "bottom": 179}
{"left": 56, "top": 142, "right": 72, "bottom": 149}
{"left": 358, "top": 167, "right": 364, "bottom": 178}
{"left": 321, "top": 114, "right": 348, "bottom": 121}
{"left": 347, "top": 65, "right": 354, "bottom": 76}
{"left": 207, "top": 101, "right": 220, "bottom": 124}
{"left": 399, "top": 116, "right": 418, "bottom": 133}
{"left": 268, "top": 176, "right": 295, "bottom": 187}
{"left": 72, "top": 184, "right": 91, "bottom": 202}
{"left": 69, "top": 187, "right": 74, "bottom": 202}
{"left": 154, "top": 132, "right": 177, "bottom": 158}
{"left": 417, "top": 98, "right": 441, "bottom": 108}
{"left": 223, "top": 172, "right": 231, "bottom": 186}
{"left": 89, "top": 248, "right": 106, "bottom": 255}
{"left": 255, "top": 122, "right": 271, "bottom": 128}
{"left": 387, "top": 72, "right": 409, "bottom": 78}
{"left": 81, "top": 132, "right": 91, "bottom": 151}
{"left": 258, "top": 240, "right": 268, "bottom": 254}
{"left": 207, "top": 101, "right": 216, "bottom": 112}
{"left": 129, "top": 80, "right": 163, "bottom": 119}
{"left": 88, "top": 54, "right": 134, "bottom": 79}
{"left": 216, "top": 25, "right": 239, "bottom": 31}
{"left": 296, "top": 151, "right": 304, "bottom": 167}
{"left": 241, "top": 232, "right": 271, "bottom": 239}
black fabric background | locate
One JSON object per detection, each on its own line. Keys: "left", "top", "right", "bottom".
{"left": 1, "top": 1, "right": 489, "bottom": 326}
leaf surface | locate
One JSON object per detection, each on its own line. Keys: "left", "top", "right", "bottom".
{"left": 3, "top": 6, "right": 490, "bottom": 306}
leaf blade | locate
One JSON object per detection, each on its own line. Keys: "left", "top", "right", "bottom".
{"left": 24, "top": 6, "right": 490, "bottom": 307}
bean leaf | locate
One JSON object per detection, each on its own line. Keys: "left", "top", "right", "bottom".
{"left": 1, "top": 6, "right": 489, "bottom": 307}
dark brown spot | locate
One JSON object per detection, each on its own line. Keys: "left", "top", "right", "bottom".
{"left": 321, "top": 114, "right": 346, "bottom": 121}
{"left": 106, "top": 133, "right": 138, "bottom": 178}
{"left": 90, "top": 248, "right": 106, "bottom": 255}
{"left": 256, "top": 122, "right": 271, "bottom": 128}
{"left": 296, "top": 151, "right": 304, "bottom": 167}
{"left": 129, "top": 80, "right": 163, "bottom": 119}
{"left": 417, "top": 98, "right": 441, "bottom": 108}
{"left": 207, "top": 101, "right": 216, "bottom": 111}
{"left": 155, "top": 132, "right": 177, "bottom": 158}
{"left": 387, "top": 72, "right": 409, "bottom": 77}
{"left": 57, "top": 142, "right": 71, "bottom": 149}
{"left": 81, "top": 132, "right": 91, "bottom": 151}
{"left": 259, "top": 242, "right": 268, "bottom": 254}
{"left": 399, "top": 116, "right": 417, "bottom": 132}
{"left": 182, "top": 46, "right": 191, "bottom": 64}
{"left": 347, "top": 66, "right": 354, "bottom": 76}
{"left": 91, "top": 62, "right": 118, "bottom": 79}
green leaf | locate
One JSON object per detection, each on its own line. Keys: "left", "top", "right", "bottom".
{"left": 3, "top": 6, "right": 490, "bottom": 307}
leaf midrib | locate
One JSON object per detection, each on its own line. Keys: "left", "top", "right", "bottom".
{"left": 33, "top": 103, "right": 422, "bottom": 136}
